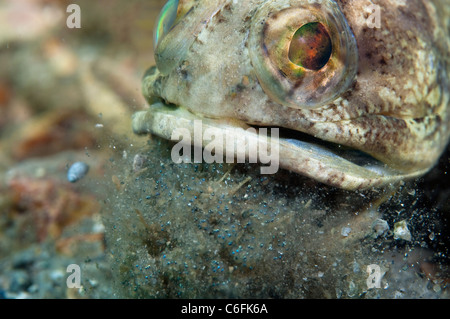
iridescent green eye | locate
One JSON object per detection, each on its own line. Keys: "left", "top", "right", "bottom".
{"left": 288, "top": 22, "right": 332, "bottom": 71}
{"left": 154, "top": 0, "right": 179, "bottom": 50}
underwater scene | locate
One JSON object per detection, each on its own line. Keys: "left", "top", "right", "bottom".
{"left": 0, "top": 0, "right": 449, "bottom": 300}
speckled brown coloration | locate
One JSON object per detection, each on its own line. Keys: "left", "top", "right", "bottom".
{"left": 133, "top": 0, "right": 449, "bottom": 190}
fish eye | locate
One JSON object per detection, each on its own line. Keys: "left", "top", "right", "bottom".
{"left": 154, "top": 0, "right": 179, "bottom": 50}
{"left": 288, "top": 22, "right": 333, "bottom": 71}
{"left": 249, "top": 0, "right": 358, "bottom": 109}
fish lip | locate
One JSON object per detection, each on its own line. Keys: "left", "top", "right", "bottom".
{"left": 145, "top": 97, "right": 384, "bottom": 168}
{"left": 133, "top": 97, "right": 427, "bottom": 190}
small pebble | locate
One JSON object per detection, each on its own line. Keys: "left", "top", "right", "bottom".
{"left": 372, "top": 219, "right": 389, "bottom": 237}
{"left": 67, "top": 162, "right": 89, "bottom": 183}
{"left": 341, "top": 226, "right": 352, "bottom": 237}
{"left": 394, "top": 220, "right": 412, "bottom": 241}
{"left": 133, "top": 154, "right": 148, "bottom": 172}
{"left": 433, "top": 284, "right": 441, "bottom": 293}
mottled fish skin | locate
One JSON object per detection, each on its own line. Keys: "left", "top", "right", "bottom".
{"left": 135, "top": 0, "right": 449, "bottom": 189}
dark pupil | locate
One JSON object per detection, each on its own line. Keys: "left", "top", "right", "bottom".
{"left": 288, "top": 22, "right": 332, "bottom": 71}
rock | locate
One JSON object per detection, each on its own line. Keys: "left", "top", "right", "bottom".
{"left": 394, "top": 221, "right": 412, "bottom": 241}
{"left": 341, "top": 226, "right": 352, "bottom": 237}
{"left": 372, "top": 219, "right": 390, "bottom": 238}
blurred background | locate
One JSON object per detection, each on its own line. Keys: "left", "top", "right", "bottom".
{"left": 0, "top": 0, "right": 166, "bottom": 298}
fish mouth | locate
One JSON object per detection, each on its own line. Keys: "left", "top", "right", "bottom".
{"left": 132, "top": 97, "right": 427, "bottom": 190}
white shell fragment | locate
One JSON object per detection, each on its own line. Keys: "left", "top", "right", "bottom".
{"left": 393, "top": 220, "right": 412, "bottom": 241}
{"left": 67, "top": 161, "right": 89, "bottom": 183}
